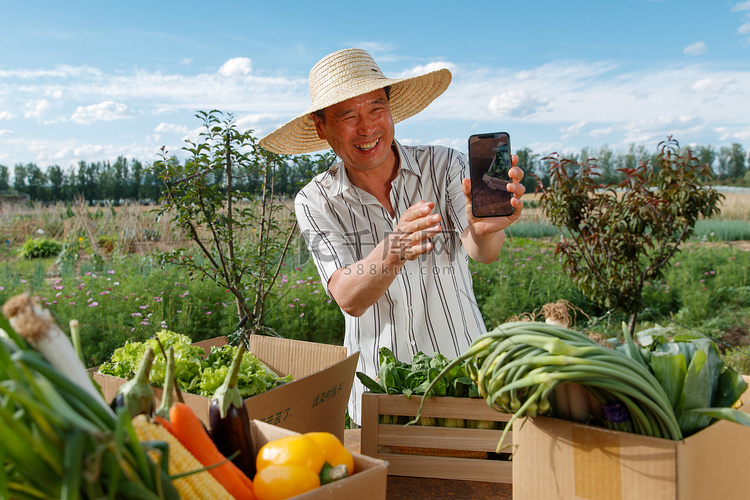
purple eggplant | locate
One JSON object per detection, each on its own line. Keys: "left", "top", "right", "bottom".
{"left": 208, "top": 343, "right": 256, "bottom": 478}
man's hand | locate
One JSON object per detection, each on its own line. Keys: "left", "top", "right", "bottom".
{"left": 328, "top": 200, "right": 442, "bottom": 317}
{"left": 384, "top": 200, "right": 443, "bottom": 263}
{"left": 461, "top": 155, "right": 525, "bottom": 263}
{"left": 463, "top": 154, "right": 525, "bottom": 235}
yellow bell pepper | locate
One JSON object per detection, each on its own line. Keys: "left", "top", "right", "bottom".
{"left": 303, "top": 431, "right": 355, "bottom": 475}
{"left": 253, "top": 432, "right": 353, "bottom": 500}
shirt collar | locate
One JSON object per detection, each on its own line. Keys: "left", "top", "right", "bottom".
{"left": 326, "top": 139, "right": 421, "bottom": 197}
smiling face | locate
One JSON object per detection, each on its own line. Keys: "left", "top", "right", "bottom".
{"left": 312, "top": 88, "right": 396, "bottom": 180}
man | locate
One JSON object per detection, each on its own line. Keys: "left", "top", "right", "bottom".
{"left": 260, "top": 48, "right": 525, "bottom": 424}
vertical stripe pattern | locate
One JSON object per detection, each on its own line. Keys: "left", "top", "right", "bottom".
{"left": 294, "top": 141, "right": 487, "bottom": 424}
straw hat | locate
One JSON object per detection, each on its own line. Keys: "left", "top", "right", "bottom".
{"left": 259, "top": 48, "right": 452, "bottom": 155}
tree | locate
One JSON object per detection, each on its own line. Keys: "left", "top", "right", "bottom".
{"left": 26, "top": 163, "right": 47, "bottom": 201}
{"left": 153, "top": 110, "right": 300, "bottom": 337}
{"left": 48, "top": 165, "right": 64, "bottom": 200}
{"left": 539, "top": 137, "right": 723, "bottom": 337}
{"left": 695, "top": 145, "right": 717, "bottom": 177}
{"left": 726, "top": 143, "right": 747, "bottom": 181}
{"left": 0, "top": 165, "right": 9, "bottom": 191}
{"left": 129, "top": 159, "right": 143, "bottom": 200}
{"left": 13, "top": 164, "right": 28, "bottom": 194}
{"left": 112, "top": 156, "right": 129, "bottom": 203}
{"left": 515, "top": 147, "right": 541, "bottom": 191}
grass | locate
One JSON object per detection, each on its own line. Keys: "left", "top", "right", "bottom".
{"left": 3, "top": 236, "right": 747, "bottom": 373}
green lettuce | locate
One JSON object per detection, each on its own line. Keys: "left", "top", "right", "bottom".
{"left": 98, "top": 330, "right": 291, "bottom": 399}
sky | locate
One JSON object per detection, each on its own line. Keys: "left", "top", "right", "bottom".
{"left": 1, "top": 0, "right": 750, "bottom": 171}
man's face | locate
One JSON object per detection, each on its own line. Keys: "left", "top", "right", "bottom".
{"left": 312, "top": 88, "right": 396, "bottom": 175}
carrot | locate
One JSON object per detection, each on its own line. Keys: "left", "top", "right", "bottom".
{"left": 170, "top": 402, "right": 256, "bottom": 499}
{"left": 153, "top": 414, "right": 173, "bottom": 434}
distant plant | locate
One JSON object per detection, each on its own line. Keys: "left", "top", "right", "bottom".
{"left": 98, "top": 235, "right": 117, "bottom": 254}
{"left": 55, "top": 241, "right": 80, "bottom": 275}
{"left": 18, "top": 237, "right": 63, "bottom": 259}
{"left": 539, "top": 137, "right": 724, "bottom": 337}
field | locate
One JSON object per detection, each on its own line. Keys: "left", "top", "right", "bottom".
{"left": 1, "top": 190, "right": 749, "bottom": 373}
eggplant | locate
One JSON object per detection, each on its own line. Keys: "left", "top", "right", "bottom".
{"left": 111, "top": 347, "right": 155, "bottom": 417}
{"left": 208, "top": 342, "right": 256, "bottom": 478}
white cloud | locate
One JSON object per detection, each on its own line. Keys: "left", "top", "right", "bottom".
{"left": 488, "top": 90, "right": 549, "bottom": 118}
{"left": 739, "top": 23, "right": 750, "bottom": 34}
{"left": 683, "top": 41, "right": 707, "bottom": 55}
{"left": 589, "top": 127, "right": 614, "bottom": 139}
{"left": 219, "top": 57, "right": 253, "bottom": 77}
{"left": 399, "top": 61, "right": 458, "bottom": 78}
{"left": 690, "top": 77, "right": 733, "bottom": 93}
{"left": 154, "top": 122, "right": 188, "bottom": 134}
{"left": 24, "top": 99, "right": 50, "bottom": 119}
{"left": 0, "top": 129, "right": 12, "bottom": 136}
{"left": 731, "top": 1, "right": 750, "bottom": 11}
{"left": 560, "top": 121, "right": 587, "bottom": 140}
{"left": 0, "top": 111, "right": 12, "bottom": 120}
{"left": 235, "top": 113, "right": 277, "bottom": 132}
{"left": 0, "top": 65, "right": 101, "bottom": 79}
{"left": 70, "top": 101, "right": 134, "bottom": 124}
{"left": 347, "top": 42, "right": 397, "bottom": 57}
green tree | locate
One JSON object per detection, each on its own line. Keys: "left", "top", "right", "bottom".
{"left": 726, "top": 143, "right": 747, "bottom": 181}
{"left": 13, "top": 164, "right": 28, "bottom": 194}
{"left": 130, "top": 159, "right": 143, "bottom": 200}
{"left": 0, "top": 165, "right": 9, "bottom": 190}
{"left": 153, "top": 110, "right": 299, "bottom": 336}
{"left": 112, "top": 156, "right": 129, "bottom": 202}
{"left": 515, "top": 147, "right": 541, "bottom": 191}
{"left": 26, "top": 163, "right": 47, "bottom": 201}
{"left": 48, "top": 165, "right": 64, "bottom": 200}
{"left": 695, "top": 145, "right": 717, "bottom": 177}
{"left": 595, "top": 146, "right": 621, "bottom": 185}
{"left": 539, "top": 137, "right": 723, "bottom": 337}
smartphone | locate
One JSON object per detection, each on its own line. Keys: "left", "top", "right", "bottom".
{"left": 469, "top": 132, "right": 513, "bottom": 218}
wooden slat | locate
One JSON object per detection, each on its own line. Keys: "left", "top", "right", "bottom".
{"left": 360, "top": 390, "right": 379, "bottom": 457}
{"left": 375, "top": 394, "right": 511, "bottom": 422}
{"left": 382, "top": 454, "right": 513, "bottom": 483}
{"left": 360, "top": 393, "right": 515, "bottom": 483}
{"left": 376, "top": 423, "right": 511, "bottom": 452}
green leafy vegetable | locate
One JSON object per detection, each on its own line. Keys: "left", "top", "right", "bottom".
{"left": 98, "top": 330, "right": 291, "bottom": 398}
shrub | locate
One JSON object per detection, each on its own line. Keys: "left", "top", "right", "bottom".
{"left": 539, "top": 137, "right": 723, "bottom": 337}
{"left": 18, "top": 237, "right": 63, "bottom": 259}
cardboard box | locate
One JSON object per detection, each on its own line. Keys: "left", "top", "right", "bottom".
{"left": 93, "top": 335, "right": 359, "bottom": 442}
{"left": 360, "top": 393, "right": 513, "bottom": 483}
{"left": 512, "top": 389, "right": 750, "bottom": 500}
{"left": 252, "top": 419, "right": 388, "bottom": 500}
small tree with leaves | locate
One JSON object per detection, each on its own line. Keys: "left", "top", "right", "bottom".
{"left": 152, "top": 110, "right": 299, "bottom": 336}
{"left": 539, "top": 137, "right": 723, "bottom": 337}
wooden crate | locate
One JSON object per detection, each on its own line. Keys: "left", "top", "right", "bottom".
{"left": 360, "top": 393, "right": 513, "bottom": 483}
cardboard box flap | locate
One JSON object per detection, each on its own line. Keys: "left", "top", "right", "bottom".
{"left": 245, "top": 335, "right": 348, "bottom": 379}
{"left": 193, "top": 335, "right": 349, "bottom": 379}
{"left": 242, "top": 352, "right": 359, "bottom": 439}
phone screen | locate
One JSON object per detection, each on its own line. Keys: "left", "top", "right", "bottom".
{"left": 469, "top": 132, "right": 513, "bottom": 218}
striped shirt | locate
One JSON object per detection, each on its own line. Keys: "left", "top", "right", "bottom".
{"left": 295, "top": 140, "right": 487, "bottom": 424}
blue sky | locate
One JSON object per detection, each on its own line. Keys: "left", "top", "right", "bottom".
{"left": 1, "top": 0, "right": 750, "bottom": 169}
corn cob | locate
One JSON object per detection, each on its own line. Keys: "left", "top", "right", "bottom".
{"left": 132, "top": 414, "right": 235, "bottom": 499}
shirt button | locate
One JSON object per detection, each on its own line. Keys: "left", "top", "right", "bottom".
{"left": 411, "top": 341, "right": 416, "bottom": 346}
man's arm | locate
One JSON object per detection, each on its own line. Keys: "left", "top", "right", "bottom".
{"left": 328, "top": 200, "right": 442, "bottom": 317}
{"left": 460, "top": 157, "right": 525, "bottom": 264}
